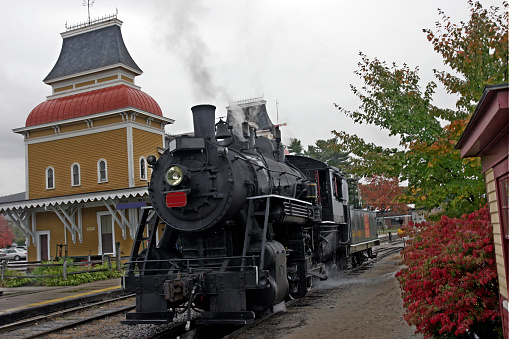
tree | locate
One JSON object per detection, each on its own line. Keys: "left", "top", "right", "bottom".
{"left": 396, "top": 205, "right": 501, "bottom": 338}
{"left": 0, "top": 215, "right": 14, "bottom": 248}
{"left": 359, "top": 174, "right": 407, "bottom": 213}
{"left": 304, "top": 138, "right": 350, "bottom": 169}
{"left": 333, "top": 1, "right": 508, "bottom": 218}
{"left": 286, "top": 138, "right": 304, "bottom": 155}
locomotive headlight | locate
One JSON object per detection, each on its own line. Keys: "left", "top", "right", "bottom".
{"left": 165, "top": 166, "right": 186, "bottom": 186}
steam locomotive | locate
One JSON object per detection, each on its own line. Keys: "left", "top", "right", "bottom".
{"left": 122, "top": 104, "right": 379, "bottom": 326}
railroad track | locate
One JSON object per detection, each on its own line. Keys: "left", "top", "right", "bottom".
{"left": 0, "top": 294, "right": 135, "bottom": 338}
{"left": 0, "top": 242, "right": 406, "bottom": 338}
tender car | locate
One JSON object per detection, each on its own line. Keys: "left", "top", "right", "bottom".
{"left": 0, "top": 248, "right": 27, "bottom": 261}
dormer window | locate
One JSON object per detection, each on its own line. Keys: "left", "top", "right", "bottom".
{"left": 140, "top": 157, "right": 147, "bottom": 180}
{"left": 46, "top": 167, "right": 55, "bottom": 189}
{"left": 71, "top": 163, "right": 81, "bottom": 186}
{"left": 97, "top": 159, "right": 108, "bottom": 183}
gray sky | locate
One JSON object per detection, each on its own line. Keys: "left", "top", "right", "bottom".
{"left": 0, "top": 0, "right": 502, "bottom": 196}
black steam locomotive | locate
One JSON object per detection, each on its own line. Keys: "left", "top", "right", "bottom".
{"left": 122, "top": 104, "right": 379, "bottom": 326}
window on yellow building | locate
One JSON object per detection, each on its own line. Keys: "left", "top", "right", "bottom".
{"left": 46, "top": 167, "right": 55, "bottom": 189}
{"left": 97, "top": 159, "right": 108, "bottom": 183}
{"left": 71, "top": 163, "right": 81, "bottom": 186}
{"left": 140, "top": 157, "right": 147, "bottom": 180}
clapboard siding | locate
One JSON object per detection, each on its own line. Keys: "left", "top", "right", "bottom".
{"left": 27, "top": 211, "right": 67, "bottom": 261}
{"left": 132, "top": 128, "right": 163, "bottom": 186}
{"left": 486, "top": 168, "right": 507, "bottom": 298}
{"left": 28, "top": 128, "right": 129, "bottom": 199}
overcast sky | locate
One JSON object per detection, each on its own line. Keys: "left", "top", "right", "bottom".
{"left": 0, "top": 0, "right": 503, "bottom": 196}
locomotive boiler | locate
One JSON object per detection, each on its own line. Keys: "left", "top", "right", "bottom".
{"left": 122, "top": 104, "right": 379, "bottom": 326}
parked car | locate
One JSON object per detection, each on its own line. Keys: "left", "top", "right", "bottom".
{"left": 0, "top": 248, "right": 27, "bottom": 261}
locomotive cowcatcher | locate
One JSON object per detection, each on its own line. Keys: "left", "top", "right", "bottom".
{"left": 122, "top": 104, "right": 379, "bottom": 326}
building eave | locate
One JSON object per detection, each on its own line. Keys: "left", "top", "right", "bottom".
{"left": 456, "top": 83, "right": 509, "bottom": 154}
{"left": 0, "top": 186, "right": 148, "bottom": 213}
{"left": 12, "top": 107, "right": 174, "bottom": 134}
{"left": 44, "top": 63, "right": 142, "bottom": 85}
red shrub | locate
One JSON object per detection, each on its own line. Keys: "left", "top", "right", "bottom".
{"left": 396, "top": 205, "right": 501, "bottom": 338}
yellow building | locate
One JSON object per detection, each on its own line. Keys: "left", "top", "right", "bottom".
{"left": 0, "top": 15, "right": 173, "bottom": 261}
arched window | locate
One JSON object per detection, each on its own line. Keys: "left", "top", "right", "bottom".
{"left": 71, "top": 163, "right": 81, "bottom": 186}
{"left": 140, "top": 157, "right": 147, "bottom": 180}
{"left": 46, "top": 167, "right": 55, "bottom": 189}
{"left": 97, "top": 159, "right": 108, "bottom": 183}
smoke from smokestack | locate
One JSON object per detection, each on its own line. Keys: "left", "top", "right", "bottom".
{"left": 159, "top": 0, "right": 228, "bottom": 103}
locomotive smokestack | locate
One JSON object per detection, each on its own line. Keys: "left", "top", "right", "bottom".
{"left": 191, "top": 104, "right": 216, "bottom": 139}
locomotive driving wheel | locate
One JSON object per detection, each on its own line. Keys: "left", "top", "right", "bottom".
{"left": 288, "top": 261, "right": 310, "bottom": 299}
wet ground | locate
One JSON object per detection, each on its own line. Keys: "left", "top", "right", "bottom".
{"left": 232, "top": 251, "right": 422, "bottom": 339}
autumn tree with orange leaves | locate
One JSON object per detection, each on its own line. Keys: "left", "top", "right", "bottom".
{"left": 359, "top": 174, "right": 407, "bottom": 214}
{"left": 333, "top": 1, "right": 508, "bottom": 219}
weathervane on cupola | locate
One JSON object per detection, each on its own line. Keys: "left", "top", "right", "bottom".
{"left": 65, "top": 0, "right": 118, "bottom": 31}
{"left": 83, "top": 0, "right": 95, "bottom": 25}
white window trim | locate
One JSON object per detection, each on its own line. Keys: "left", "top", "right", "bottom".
{"left": 97, "top": 159, "right": 108, "bottom": 183}
{"left": 36, "top": 230, "right": 51, "bottom": 262}
{"left": 71, "top": 162, "right": 81, "bottom": 187}
{"left": 139, "top": 156, "right": 147, "bottom": 181}
{"left": 97, "top": 211, "right": 115, "bottom": 255}
{"left": 46, "top": 166, "right": 55, "bottom": 190}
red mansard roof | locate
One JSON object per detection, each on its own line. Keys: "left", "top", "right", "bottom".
{"left": 26, "top": 84, "right": 162, "bottom": 127}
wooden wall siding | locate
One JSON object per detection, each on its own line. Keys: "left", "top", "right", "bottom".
{"left": 121, "top": 75, "right": 133, "bottom": 83}
{"left": 28, "top": 211, "right": 67, "bottom": 261}
{"left": 92, "top": 115, "right": 124, "bottom": 128}
{"left": 59, "top": 121, "right": 89, "bottom": 134}
{"left": 132, "top": 128, "right": 163, "bottom": 186}
{"left": 29, "top": 128, "right": 57, "bottom": 139}
{"left": 69, "top": 206, "right": 136, "bottom": 257}
{"left": 28, "top": 128, "right": 129, "bottom": 199}
{"left": 486, "top": 169, "right": 507, "bottom": 298}
{"left": 30, "top": 206, "right": 139, "bottom": 258}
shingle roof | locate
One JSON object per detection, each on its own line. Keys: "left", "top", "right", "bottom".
{"left": 26, "top": 84, "right": 162, "bottom": 127}
{"left": 44, "top": 24, "right": 142, "bottom": 82}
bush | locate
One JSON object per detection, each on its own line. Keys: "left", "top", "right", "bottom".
{"left": 396, "top": 205, "right": 502, "bottom": 338}
{"left": 0, "top": 269, "right": 31, "bottom": 287}
{"left": 1, "top": 258, "right": 124, "bottom": 287}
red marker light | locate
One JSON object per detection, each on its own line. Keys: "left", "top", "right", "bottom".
{"left": 166, "top": 191, "right": 187, "bottom": 207}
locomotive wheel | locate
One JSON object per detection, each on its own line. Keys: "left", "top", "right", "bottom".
{"left": 306, "top": 276, "right": 313, "bottom": 291}
{"left": 288, "top": 262, "right": 308, "bottom": 299}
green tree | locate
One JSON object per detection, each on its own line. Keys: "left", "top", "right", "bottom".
{"left": 333, "top": 1, "right": 508, "bottom": 218}
{"left": 304, "top": 138, "right": 350, "bottom": 169}
{"left": 287, "top": 137, "right": 304, "bottom": 155}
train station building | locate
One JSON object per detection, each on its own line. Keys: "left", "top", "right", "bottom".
{"left": 0, "top": 14, "right": 173, "bottom": 261}
{"left": 456, "top": 83, "right": 509, "bottom": 338}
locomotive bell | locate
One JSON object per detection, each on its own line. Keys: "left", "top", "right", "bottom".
{"left": 215, "top": 119, "right": 232, "bottom": 138}
{"left": 215, "top": 118, "right": 234, "bottom": 146}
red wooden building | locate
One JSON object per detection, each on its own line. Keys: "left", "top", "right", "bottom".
{"left": 456, "top": 83, "right": 509, "bottom": 338}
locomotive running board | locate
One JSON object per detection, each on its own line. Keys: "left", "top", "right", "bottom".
{"left": 197, "top": 311, "right": 256, "bottom": 325}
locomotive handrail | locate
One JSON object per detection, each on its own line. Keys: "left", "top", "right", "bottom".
{"left": 126, "top": 254, "right": 260, "bottom": 264}
{"left": 246, "top": 194, "right": 312, "bottom": 205}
